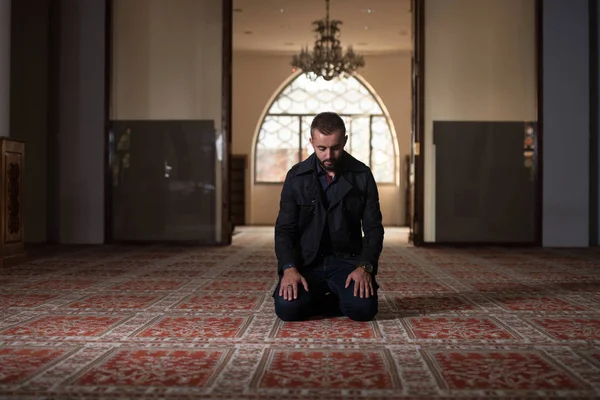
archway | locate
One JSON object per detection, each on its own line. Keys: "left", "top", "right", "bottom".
{"left": 250, "top": 72, "right": 402, "bottom": 226}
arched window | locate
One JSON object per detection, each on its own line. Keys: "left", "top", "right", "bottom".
{"left": 254, "top": 74, "right": 396, "bottom": 183}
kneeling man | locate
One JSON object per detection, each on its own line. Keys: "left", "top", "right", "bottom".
{"left": 273, "top": 111, "right": 384, "bottom": 322}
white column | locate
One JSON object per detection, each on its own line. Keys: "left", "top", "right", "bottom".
{"left": 0, "top": 0, "right": 10, "bottom": 136}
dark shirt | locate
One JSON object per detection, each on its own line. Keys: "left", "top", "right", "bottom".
{"left": 315, "top": 159, "right": 339, "bottom": 259}
{"left": 316, "top": 160, "right": 339, "bottom": 209}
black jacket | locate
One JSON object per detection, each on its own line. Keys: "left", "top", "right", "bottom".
{"left": 274, "top": 152, "right": 384, "bottom": 275}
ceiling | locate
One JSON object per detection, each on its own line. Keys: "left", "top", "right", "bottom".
{"left": 232, "top": 0, "right": 413, "bottom": 54}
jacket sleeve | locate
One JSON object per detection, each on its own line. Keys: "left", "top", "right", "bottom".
{"left": 359, "top": 170, "right": 384, "bottom": 274}
{"left": 274, "top": 170, "right": 299, "bottom": 274}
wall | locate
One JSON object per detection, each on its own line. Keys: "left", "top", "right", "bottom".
{"left": 111, "top": 0, "right": 222, "bottom": 122}
{"left": 57, "top": 0, "right": 106, "bottom": 243}
{"left": 7, "top": 0, "right": 596, "bottom": 246}
{"left": 232, "top": 51, "right": 412, "bottom": 226}
{"left": 423, "top": 0, "right": 537, "bottom": 241}
{"left": 0, "top": 0, "right": 10, "bottom": 137}
{"left": 542, "top": 0, "right": 589, "bottom": 247}
{"left": 10, "top": 0, "right": 50, "bottom": 242}
{"left": 589, "top": 1, "right": 600, "bottom": 245}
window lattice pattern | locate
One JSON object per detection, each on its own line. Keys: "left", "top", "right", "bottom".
{"left": 255, "top": 74, "right": 395, "bottom": 183}
{"left": 255, "top": 116, "right": 299, "bottom": 183}
{"left": 371, "top": 116, "right": 395, "bottom": 182}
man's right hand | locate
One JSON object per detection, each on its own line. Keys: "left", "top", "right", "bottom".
{"left": 279, "top": 267, "right": 309, "bottom": 301}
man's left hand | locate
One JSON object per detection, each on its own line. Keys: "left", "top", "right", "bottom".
{"left": 345, "top": 267, "right": 374, "bottom": 298}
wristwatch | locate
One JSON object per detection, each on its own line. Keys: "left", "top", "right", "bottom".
{"left": 359, "top": 263, "right": 373, "bottom": 274}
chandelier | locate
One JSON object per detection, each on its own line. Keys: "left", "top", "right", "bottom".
{"left": 291, "top": 0, "right": 365, "bottom": 81}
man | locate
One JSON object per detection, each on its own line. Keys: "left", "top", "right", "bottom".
{"left": 273, "top": 111, "right": 384, "bottom": 322}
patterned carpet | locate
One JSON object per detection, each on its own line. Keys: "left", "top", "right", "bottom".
{"left": 0, "top": 227, "right": 599, "bottom": 399}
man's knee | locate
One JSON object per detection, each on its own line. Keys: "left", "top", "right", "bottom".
{"left": 341, "top": 297, "right": 378, "bottom": 321}
{"left": 273, "top": 295, "right": 312, "bottom": 321}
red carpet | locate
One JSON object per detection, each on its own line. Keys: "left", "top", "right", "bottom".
{"left": 0, "top": 227, "right": 599, "bottom": 399}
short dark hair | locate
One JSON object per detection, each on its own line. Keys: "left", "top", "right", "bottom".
{"left": 310, "top": 112, "right": 346, "bottom": 137}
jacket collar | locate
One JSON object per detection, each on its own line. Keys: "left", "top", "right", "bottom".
{"left": 294, "top": 151, "right": 368, "bottom": 176}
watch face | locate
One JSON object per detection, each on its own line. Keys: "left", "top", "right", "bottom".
{"left": 363, "top": 264, "right": 373, "bottom": 273}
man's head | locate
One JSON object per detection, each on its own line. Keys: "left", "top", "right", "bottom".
{"left": 310, "top": 112, "right": 347, "bottom": 172}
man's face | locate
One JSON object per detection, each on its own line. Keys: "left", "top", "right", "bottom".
{"left": 310, "top": 129, "right": 347, "bottom": 172}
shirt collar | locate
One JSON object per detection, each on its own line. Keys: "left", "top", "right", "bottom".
{"left": 316, "top": 159, "right": 325, "bottom": 175}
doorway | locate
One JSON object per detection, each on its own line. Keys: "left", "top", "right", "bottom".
{"left": 233, "top": 0, "right": 412, "bottom": 231}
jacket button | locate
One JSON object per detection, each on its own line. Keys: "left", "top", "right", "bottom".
{"left": 348, "top": 231, "right": 351, "bottom": 235}
{"left": 311, "top": 199, "right": 315, "bottom": 203}
{"left": 351, "top": 253, "right": 356, "bottom": 257}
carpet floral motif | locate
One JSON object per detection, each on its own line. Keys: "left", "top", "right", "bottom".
{"left": 426, "top": 350, "right": 584, "bottom": 391}
{"left": 73, "top": 348, "right": 230, "bottom": 387}
{"left": 0, "top": 227, "right": 598, "bottom": 399}
{"left": 255, "top": 349, "right": 400, "bottom": 390}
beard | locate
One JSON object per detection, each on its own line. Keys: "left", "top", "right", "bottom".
{"left": 318, "top": 157, "right": 337, "bottom": 172}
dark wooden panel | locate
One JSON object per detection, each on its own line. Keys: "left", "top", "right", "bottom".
{"left": 434, "top": 121, "right": 537, "bottom": 243}
{"left": 110, "top": 120, "right": 216, "bottom": 242}
{"left": 0, "top": 138, "right": 27, "bottom": 267}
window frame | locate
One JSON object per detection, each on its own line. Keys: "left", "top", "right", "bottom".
{"left": 253, "top": 74, "right": 397, "bottom": 185}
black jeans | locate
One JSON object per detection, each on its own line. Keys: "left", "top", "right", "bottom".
{"left": 273, "top": 256, "right": 379, "bottom": 322}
